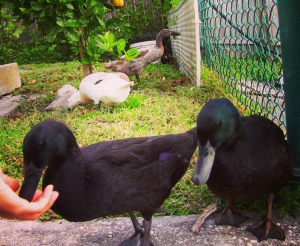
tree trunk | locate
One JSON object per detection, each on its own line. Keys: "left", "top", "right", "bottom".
{"left": 79, "top": 36, "right": 93, "bottom": 77}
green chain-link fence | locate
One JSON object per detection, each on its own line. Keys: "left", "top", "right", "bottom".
{"left": 198, "top": 0, "right": 285, "bottom": 132}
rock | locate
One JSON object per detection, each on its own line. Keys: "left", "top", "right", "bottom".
{"left": 45, "top": 84, "right": 78, "bottom": 110}
{"left": 0, "top": 63, "right": 21, "bottom": 96}
{"left": 0, "top": 94, "right": 43, "bottom": 117}
{"left": 0, "top": 94, "right": 22, "bottom": 116}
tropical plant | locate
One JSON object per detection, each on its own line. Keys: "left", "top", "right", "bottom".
{"left": 0, "top": 5, "right": 23, "bottom": 64}
{"left": 113, "top": 0, "right": 172, "bottom": 43}
{"left": 82, "top": 32, "right": 141, "bottom": 65}
{"left": 8, "top": 0, "right": 122, "bottom": 76}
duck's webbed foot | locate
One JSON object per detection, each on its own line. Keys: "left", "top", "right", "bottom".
{"left": 216, "top": 199, "right": 249, "bottom": 227}
{"left": 247, "top": 194, "right": 286, "bottom": 242}
{"left": 119, "top": 231, "right": 143, "bottom": 246}
{"left": 119, "top": 212, "right": 154, "bottom": 246}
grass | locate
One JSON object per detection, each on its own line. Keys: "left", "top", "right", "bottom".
{"left": 0, "top": 61, "right": 298, "bottom": 221}
{"left": 220, "top": 56, "right": 283, "bottom": 87}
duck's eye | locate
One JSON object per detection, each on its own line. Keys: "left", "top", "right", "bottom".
{"left": 37, "top": 141, "right": 45, "bottom": 150}
{"left": 214, "top": 121, "right": 222, "bottom": 130}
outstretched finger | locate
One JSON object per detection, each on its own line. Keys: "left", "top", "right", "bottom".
{"left": 35, "top": 185, "right": 59, "bottom": 212}
{"left": 31, "top": 190, "right": 43, "bottom": 202}
{"left": 21, "top": 185, "right": 59, "bottom": 220}
{"left": 2, "top": 174, "right": 20, "bottom": 192}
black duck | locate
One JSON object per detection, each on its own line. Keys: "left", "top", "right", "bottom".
{"left": 192, "top": 98, "right": 293, "bottom": 242}
{"left": 19, "top": 120, "right": 197, "bottom": 246}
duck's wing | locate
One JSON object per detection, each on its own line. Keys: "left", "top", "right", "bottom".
{"left": 136, "top": 48, "right": 161, "bottom": 64}
{"left": 137, "top": 50, "right": 150, "bottom": 58}
{"left": 102, "top": 127, "right": 197, "bottom": 169}
{"left": 81, "top": 136, "right": 150, "bottom": 161}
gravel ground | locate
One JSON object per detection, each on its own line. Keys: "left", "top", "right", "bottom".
{"left": 0, "top": 212, "right": 299, "bottom": 246}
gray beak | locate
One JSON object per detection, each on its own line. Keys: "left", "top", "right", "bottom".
{"left": 192, "top": 140, "right": 216, "bottom": 185}
{"left": 19, "top": 161, "right": 43, "bottom": 202}
{"left": 171, "top": 31, "right": 180, "bottom": 36}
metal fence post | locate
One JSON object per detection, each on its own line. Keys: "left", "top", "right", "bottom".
{"left": 277, "top": 0, "right": 300, "bottom": 182}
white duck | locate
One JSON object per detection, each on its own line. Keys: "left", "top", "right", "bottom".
{"left": 68, "top": 72, "right": 134, "bottom": 109}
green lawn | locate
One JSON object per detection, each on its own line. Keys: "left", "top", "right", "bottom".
{"left": 0, "top": 61, "right": 298, "bottom": 220}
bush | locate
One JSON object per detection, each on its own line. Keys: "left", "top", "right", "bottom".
{"left": 0, "top": 7, "right": 23, "bottom": 64}
{"left": 15, "top": 42, "right": 78, "bottom": 65}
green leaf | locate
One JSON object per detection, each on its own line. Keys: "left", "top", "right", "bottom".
{"left": 127, "top": 48, "right": 138, "bottom": 56}
{"left": 105, "top": 17, "right": 121, "bottom": 29}
{"left": 66, "top": 3, "right": 74, "bottom": 10}
{"left": 39, "top": 10, "right": 45, "bottom": 17}
{"left": 47, "top": 26, "right": 62, "bottom": 42}
{"left": 85, "top": 20, "right": 100, "bottom": 31}
{"left": 56, "top": 17, "right": 66, "bottom": 27}
{"left": 105, "top": 32, "right": 115, "bottom": 44}
{"left": 78, "top": 4, "right": 85, "bottom": 15}
{"left": 65, "top": 18, "right": 88, "bottom": 28}
{"left": 31, "top": 2, "right": 44, "bottom": 11}
{"left": 84, "top": 7, "right": 95, "bottom": 17}
{"left": 279, "top": 208, "right": 286, "bottom": 218}
{"left": 129, "top": 51, "right": 141, "bottom": 60}
{"left": 86, "top": 48, "right": 93, "bottom": 56}
{"left": 81, "top": 56, "right": 91, "bottom": 65}
{"left": 97, "top": 47, "right": 106, "bottom": 54}
{"left": 88, "top": 37, "right": 97, "bottom": 48}
{"left": 96, "top": 16, "right": 106, "bottom": 28}
{"left": 19, "top": 8, "right": 31, "bottom": 14}
{"left": 99, "top": 34, "right": 108, "bottom": 44}
{"left": 64, "top": 28, "right": 80, "bottom": 41}
{"left": 94, "top": 54, "right": 101, "bottom": 60}
{"left": 90, "top": 0, "right": 99, "bottom": 7}
{"left": 97, "top": 43, "right": 106, "bottom": 51}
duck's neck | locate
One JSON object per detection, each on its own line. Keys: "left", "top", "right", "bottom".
{"left": 156, "top": 35, "right": 165, "bottom": 48}
{"left": 42, "top": 135, "right": 84, "bottom": 190}
{"left": 224, "top": 116, "right": 245, "bottom": 148}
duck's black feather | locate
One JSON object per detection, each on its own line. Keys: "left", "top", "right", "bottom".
{"left": 208, "top": 115, "right": 293, "bottom": 200}
{"left": 20, "top": 120, "right": 197, "bottom": 224}
{"left": 192, "top": 98, "right": 293, "bottom": 242}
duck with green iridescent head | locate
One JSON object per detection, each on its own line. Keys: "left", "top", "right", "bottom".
{"left": 192, "top": 98, "right": 293, "bottom": 242}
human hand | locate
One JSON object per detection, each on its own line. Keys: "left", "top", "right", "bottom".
{"left": 0, "top": 168, "right": 59, "bottom": 220}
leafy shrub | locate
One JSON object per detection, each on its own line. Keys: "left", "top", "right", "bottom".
{"left": 0, "top": 7, "right": 23, "bottom": 64}
{"left": 15, "top": 43, "right": 78, "bottom": 65}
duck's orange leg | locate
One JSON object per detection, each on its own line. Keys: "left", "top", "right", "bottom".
{"left": 216, "top": 199, "right": 249, "bottom": 227}
{"left": 247, "top": 193, "right": 286, "bottom": 242}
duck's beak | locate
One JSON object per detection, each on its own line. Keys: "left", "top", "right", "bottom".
{"left": 192, "top": 140, "right": 216, "bottom": 185}
{"left": 171, "top": 31, "right": 180, "bottom": 36}
{"left": 19, "top": 161, "right": 43, "bottom": 202}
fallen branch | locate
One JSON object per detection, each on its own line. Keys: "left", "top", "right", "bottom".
{"left": 191, "top": 204, "right": 217, "bottom": 233}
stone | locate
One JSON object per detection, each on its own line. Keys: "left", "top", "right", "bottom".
{"left": 0, "top": 94, "right": 43, "bottom": 117}
{"left": 0, "top": 94, "right": 22, "bottom": 116}
{"left": 45, "top": 84, "right": 78, "bottom": 110}
{"left": 0, "top": 63, "right": 21, "bottom": 96}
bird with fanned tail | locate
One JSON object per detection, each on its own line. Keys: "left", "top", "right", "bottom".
{"left": 104, "top": 29, "right": 180, "bottom": 81}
